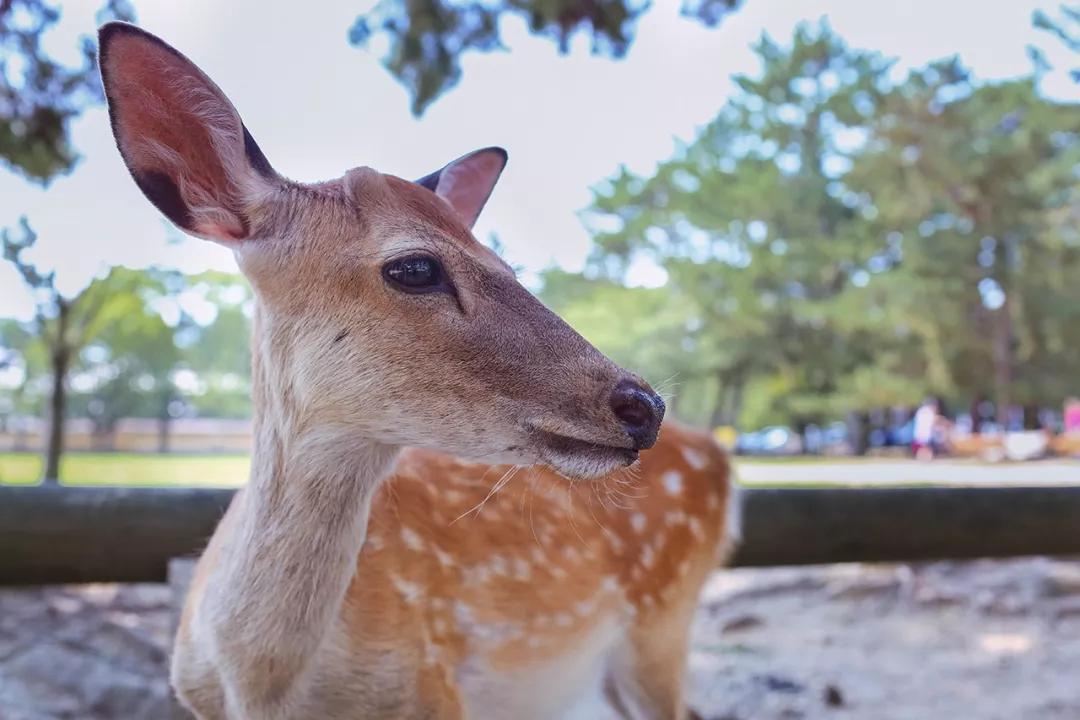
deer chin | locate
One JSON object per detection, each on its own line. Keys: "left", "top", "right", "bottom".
{"left": 527, "top": 427, "right": 639, "bottom": 481}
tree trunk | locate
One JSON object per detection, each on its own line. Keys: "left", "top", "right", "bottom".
{"left": 157, "top": 416, "right": 171, "bottom": 454}
{"left": 846, "top": 410, "right": 869, "bottom": 456}
{"left": 994, "top": 296, "right": 1014, "bottom": 425}
{"left": 42, "top": 302, "right": 69, "bottom": 484}
{"left": 709, "top": 375, "right": 743, "bottom": 429}
{"left": 708, "top": 380, "right": 729, "bottom": 429}
{"left": 157, "top": 389, "right": 176, "bottom": 454}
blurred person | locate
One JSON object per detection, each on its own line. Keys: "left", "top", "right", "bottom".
{"left": 1065, "top": 397, "right": 1080, "bottom": 435}
{"left": 1002, "top": 403, "right": 1052, "bottom": 461}
{"left": 912, "top": 397, "right": 941, "bottom": 461}
{"left": 969, "top": 394, "right": 995, "bottom": 434}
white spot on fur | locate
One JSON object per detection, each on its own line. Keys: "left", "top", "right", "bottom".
{"left": 433, "top": 546, "right": 455, "bottom": 568}
{"left": 661, "top": 470, "right": 683, "bottom": 496}
{"left": 630, "top": 513, "right": 647, "bottom": 534}
{"left": 489, "top": 554, "right": 509, "bottom": 576}
{"left": 401, "top": 526, "right": 424, "bottom": 551}
{"left": 513, "top": 557, "right": 531, "bottom": 581}
{"left": 607, "top": 533, "right": 625, "bottom": 554}
{"left": 365, "top": 533, "right": 384, "bottom": 550}
{"left": 391, "top": 575, "right": 423, "bottom": 604}
{"left": 688, "top": 516, "right": 705, "bottom": 540}
{"left": 573, "top": 600, "right": 591, "bottom": 617}
{"left": 454, "top": 600, "right": 475, "bottom": 629}
{"left": 664, "top": 510, "right": 687, "bottom": 526}
{"left": 554, "top": 613, "right": 573, "bottom": 628}
{"left": 682, "top": 447, "right": 708, "bottom": 470}
{"left": 640, "top": 544, "right": 656, "bottom": 569}
{"left": 463, "top": 565, "right": 492, "bottom": 584}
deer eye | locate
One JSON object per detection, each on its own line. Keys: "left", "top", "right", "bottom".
{"left": 382, "top": 256, "right": 447, "bottom": 293}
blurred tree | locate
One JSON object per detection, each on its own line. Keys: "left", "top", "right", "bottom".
{"left": 850, "top": 67, "right": 1080, "bottom": 419}
{"left": 0, "top": 0, "right": 133, "bottom": 182}
{"left": 70, "top": 267, "right": 183, "bottom": 451}
{"left": 0, "top": 316, "right": 47, "bottom": 430}
{"left": 177, "top": 271, "right": 254, "bottom": 419}
{"left": 5, "top": 1, "right": 735, "bottom": 171}
{"left": 1032, "top": 4, "right": 1080, "bottom": 81}
{"left": 0, "top": 218, "right": 176, "bottom": 480}
{"left": 567, "top": 21, "right": 1080, "bottom": 432}
{"left": 582, "top": 22, "right": 894, "bottom": 429}
{"left": 349, "top": 0, "right": 742, "bottom": 114}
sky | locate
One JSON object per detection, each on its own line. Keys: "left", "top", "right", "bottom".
{"left": 1, "top": 0, "right": 1078, "bottom": 322}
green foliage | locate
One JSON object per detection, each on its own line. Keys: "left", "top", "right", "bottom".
{"left": 561, "top": 21, "right": 1080, "bottom": 429}
{"left": 1033, "top": 3, "right": 1080, "bottom": 81}
{"left": 0, "top": 220, "right": 181, "bottom": 425}
{"left": 0, "top": 227, "right": 258, "bottom": 428}
{"left": 177, "top": 271, "right": 254, "bottom": 419}
{"left": 850, "top": 69, "right": 1080, "bottom": 410}
{"left": 73, "top": 266, "right": 183, "bottom": 432}
{"left": 350, "top": 0, "right": 742, "bottom": 114}
{"left": 0, "top": 0, "right": 133, "bottom": 182}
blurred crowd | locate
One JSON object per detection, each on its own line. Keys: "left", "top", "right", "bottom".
{"left": 907, "top": 396, "right": 1080, "bottom": 462}
{"left": 730, "top": 397, "right": 1080, "bottom": 461}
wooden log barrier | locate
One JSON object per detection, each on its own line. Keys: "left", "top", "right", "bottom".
{"left": 0, "top": 485, "right": 234, "bottom": 585}
{"left": 3, "top": 484, "right": 1080, "bottom": 585}
{"left": 728, "top": 485, "right": 1080, "bottom": 567}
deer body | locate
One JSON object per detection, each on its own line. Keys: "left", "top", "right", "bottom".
{"left": 97, "top": 22, "right": 731, "bottom": 719}
{"left": 177, "top": 424, "right": 730, "bottom": 719}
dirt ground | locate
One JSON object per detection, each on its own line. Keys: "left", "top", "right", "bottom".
{"left": 688, "top": 558, "right": 1080, "bottom": 720}
{"left": 2, "top": 557, "right": 1079, "bottom": 719}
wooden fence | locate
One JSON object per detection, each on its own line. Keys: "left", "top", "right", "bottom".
{"left": 3, "top": 484, "right": 1080, "bottom": 585}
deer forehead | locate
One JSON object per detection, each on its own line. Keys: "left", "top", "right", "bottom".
{"left": 237, "top": 188, "right": 513, "bottom": 321}
{"left": 247, "top": 171, "right": 510, "bottom": 282}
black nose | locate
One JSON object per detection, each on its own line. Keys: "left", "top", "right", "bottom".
{"left": 610, "top": 379, "right": 666, "bottom": 450}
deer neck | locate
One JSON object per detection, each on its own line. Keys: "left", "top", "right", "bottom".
{"left": 206, "top": 309, "right": 399, "bottom": 686}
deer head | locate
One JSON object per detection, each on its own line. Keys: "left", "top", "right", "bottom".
{"left": 98, "top": 22, "right": 664, "bottom": 480}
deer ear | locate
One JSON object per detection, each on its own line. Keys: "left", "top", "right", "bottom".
{"left": 98, "top": 23, "right": 279, "bottom": 244}
{"left": 416, "top": 147, "right": 507, "bottom": 228}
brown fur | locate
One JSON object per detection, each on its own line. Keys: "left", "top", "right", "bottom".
{"left": 178, "top": 424, "right": 731, "bottom": 718}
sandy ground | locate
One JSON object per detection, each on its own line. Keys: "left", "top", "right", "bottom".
{"left": 688, "top": 558, "right": 1080, "bottom": 720}
{"left": 3, "top": 557, "right": 1080, "bottom": 719}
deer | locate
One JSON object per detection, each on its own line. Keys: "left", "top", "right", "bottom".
{"left": 98, "top": 22, "right": 734, "bottom": 720}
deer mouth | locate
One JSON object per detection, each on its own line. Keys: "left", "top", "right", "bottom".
{"left": 528, "top": 427, "right": 639, "bottom": 479}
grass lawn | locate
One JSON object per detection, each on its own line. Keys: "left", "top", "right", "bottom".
{"left": 0, "top": 451, "right": 844, "bottom": 488}
{"left": 5, "top": 451, "right": 1054, "bottom": 489}
{"left": 0, "top": 452, "right": 249, "bottom": 487}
